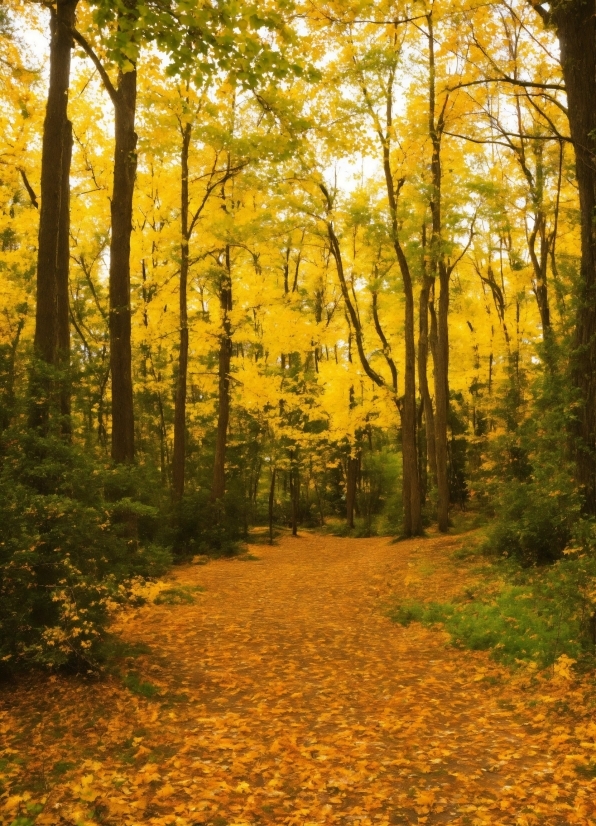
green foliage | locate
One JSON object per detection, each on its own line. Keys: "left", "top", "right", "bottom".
{"left": 123, "top": 671, "right": 160, "bottom": 699}
{"left": 0, "top": 431, "right": 171, "bottom": 673}
{"left": 480, "top": 350, "right": 580, "bottom": 565}
{"left": 171, "top": 489, "right": 244, "bottom": 558}
{"left": 153, "top": 584, "right": 204, "bottom": 604}
{"left": 390, "top": 553, "right": 596, "bottom": 669}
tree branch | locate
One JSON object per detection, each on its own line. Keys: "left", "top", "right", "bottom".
{"left": 71, "top": 28, "right": 118, "bottom": 105}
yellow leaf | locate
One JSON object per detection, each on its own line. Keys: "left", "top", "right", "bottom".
{"left": 155, "top": 783, "right": 176, "bottom": 799}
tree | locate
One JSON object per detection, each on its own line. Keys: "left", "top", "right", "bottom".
{"left": 30, "top": 0, "right": 79, "bottom": 432}
{"left": 531, "top": 0, "right": 596, "bottom": 510}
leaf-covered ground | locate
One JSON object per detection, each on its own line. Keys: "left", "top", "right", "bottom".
{"left": 2, "top": 531, "right": 596, "bottom": 826}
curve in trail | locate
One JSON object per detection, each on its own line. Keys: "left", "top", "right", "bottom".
{"left": 1, "top": 532, "right": 595, "bottom": 826}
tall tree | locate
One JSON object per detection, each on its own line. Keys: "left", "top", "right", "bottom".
{"left": 74, "top": 3, "right": 138, "bottom": 462}
{"left": 531, "top": 0, "right": 596, "bottom": 509}
{"left": 30, "top": 0, "right": 78, "bottom": 431}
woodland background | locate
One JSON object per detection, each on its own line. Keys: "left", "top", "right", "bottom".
{"left": 1, "top": 0, "right": 596, "bottom": 674}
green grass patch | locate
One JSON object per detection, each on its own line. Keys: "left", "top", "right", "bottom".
{"left": 52, "top": 760, "right": 75, "bottom": 777}
{"left": 153, "top": 584, "right": 204, "bottom": 605}
{"left": 123, "top": 671, "right": 160, "bottom": 699}
{"left": 389, "top": 569, "right": 593, "bottom": 669}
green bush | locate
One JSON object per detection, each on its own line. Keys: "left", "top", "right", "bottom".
{"left": 390, "top": 554, "right": 596, "bottom": 668}
{"left": 0, "top": 431, "right": 171, "bottom": 673}
{"left": 172, "top": 488, "right": 244, "bottom": 558}
{"left": 479, "top": 353, "right": 580, "bottom": 566}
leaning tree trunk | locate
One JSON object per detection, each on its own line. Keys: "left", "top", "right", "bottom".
{"left": 172, "top": 121, "right": 192, "bottom": 499}
{"left": 109, "top": 67, "right": 137, "bottom": 464}
{"left": 552, "top": 0, "right": 596, "bottom": 512}
{"left": 30, "top": 0, "right": 78, "bottom": 431}
{"left": 211, "top": 247, "right": 233, "bottom": 502}
{"left": 57, "top": 119, "right": 73, "bottom": 438}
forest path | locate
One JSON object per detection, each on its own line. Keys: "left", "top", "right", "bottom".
{"left": 2, "top": 531, "right": 596, "bottom": 826}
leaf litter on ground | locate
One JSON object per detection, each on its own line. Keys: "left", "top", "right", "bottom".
{"left": 1, "top": 531, "right": 596, "bottom": 825}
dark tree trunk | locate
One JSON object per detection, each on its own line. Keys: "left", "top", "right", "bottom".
{"left": 211, "top": 247, "right": 233, "bottom": 502}
{"left": 551, "top": 0, "right": 596, "bottom": 511}
{"left": 269, "top": 467, "right": 276, "bottom": 544}
{"left": 109, "top": 66, "right": 137, "bottom": 463}
{"left": 57, "top": 119, "right": 73, "bottom": 438}
{"left": 389, "top": 203, "right": 422, "bottom": 537}
{"left": 30, "top": 0, "right": 78, "bottom": 431}
{"left": 418, "top": 267, "right": 438, "bottom": 490}
{"left": 428, "top": 12, "right": 450, "bottom": 532}
{"left": 289, "top": 460, "right": 299, "bottom": 536}
{"left": 382, "top": 170, "right": 422, "bottom": 536}
{"left": 346, "top": 454, "right": 359, "bottom": 529}
{"left": 172, "top": 122, "right": 192, "bottom": 499}
{"left": 433, "top": 262, "right": 450, "bottom": 532}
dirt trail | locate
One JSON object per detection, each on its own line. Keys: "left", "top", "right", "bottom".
{"left": 1, "top": 532, "right": 596, "bottom": 825}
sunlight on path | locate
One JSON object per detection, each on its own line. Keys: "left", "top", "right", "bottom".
{"left": 1, "top": 533, "right": 596, "bottom": 825}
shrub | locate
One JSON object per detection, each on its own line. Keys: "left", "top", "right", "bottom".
{"left": 389, "top": 554, "right": 596, "bottom": 669}
{"left": 0, "top": 431, "right": 171, "bottom": 673}
{"left": 171, "top": 488, "right": 244, "bottom": 558}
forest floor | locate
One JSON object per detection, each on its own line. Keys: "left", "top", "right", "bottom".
{"left": 2, "top": 529, "right": 596, "bottom": 826}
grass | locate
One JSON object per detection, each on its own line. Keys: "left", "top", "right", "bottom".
{"left": 153, "top": 584, "right": 204, "bottom": 605}
{"left": 389, "top": 547, "right": 596, "bottom": 669}
{"left": 122, "top": 671, "right": 160, "bottom": 699}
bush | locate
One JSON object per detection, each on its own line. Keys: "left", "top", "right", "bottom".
{"left": 479, "top": 352, "right": 580, "bottom": 566}
{"left": 0, "top": 431, "right": 171, "bottom": 673}
{"left": 389, "top": 554, "right": 596, "bottom": 669}
{"left": 172, "top": 488, "right": 244, "bottom": 558}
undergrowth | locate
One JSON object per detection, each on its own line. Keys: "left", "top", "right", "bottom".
{"left": 390, "top": 543, "right": 596, "bottom": 670}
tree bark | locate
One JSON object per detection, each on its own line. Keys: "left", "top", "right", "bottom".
{"left": 550, "top": 0, "right": 596, "bottom": 510}
{"left": 72, "top": 11, "right": 138, "bottom": 463}
{"left": 30, "top": 0, "right": 78, "bottom": 431}
{"left": 385, "top": 178, "right": 422, "bottom": 537}
{"left": 211, "top": 246, "right": 233, "bottom": 502}
{"left": 289, "top": 459, "right": 299, "bottom": 536}
{"left": 428, "top": 12, "right": 450, "bottom": 532}
{"left": 172, "top": 121, "right": 192, "bottom": 499}
{"left": 418, "top": 232, "right": 438, "bottom": 490}
{"left": 346, "top": 453, "right": 359, "bottom": 529}
{"left": 109, "top": 66, "right": 137, "bottom": 463}
{"left": 57, "top": 119, "right": 73, "bottom": 438}
{"left": 269, "top": 467, "right": 276, "bottom": 544}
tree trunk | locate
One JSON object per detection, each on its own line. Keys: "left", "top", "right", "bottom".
{"left": 428, "top": 12, "right": 450, "bottom": 532}
{"left": 418, "top": 269, "right": 438, "bottom": 490}
{"left": 552, "top": 0, "right": 596, "bottom": 511}
{"left": 382, "top": 175, "right": 421, "bottom": 536}
{"left": 433, "top": 263, "right": 450, "bottom": 532}
{"left": 172, "top": 121, "right": 192, "bottom": 499}
{"left": 30, "top": 0, "right": 78, "bottom": 431}
{"left": 269, "top": 467, "right": 276, "bottom": 544}
{"left": 57, "top": 119, "right": 73, "bottom": 438}
{"left": 211, "top": 247, "right": 233, "bottom": 501}
{"left": 387, "top": 205, "right": 422, "bottom": 536}
{"left": 289, "top": 460, "right": 299, "bottom": 536}
{"left": 346, "top": 453, "right": 359, "bottom": 529}
{"left": 109, "top": 66, "right": 137, "bottom": 463}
